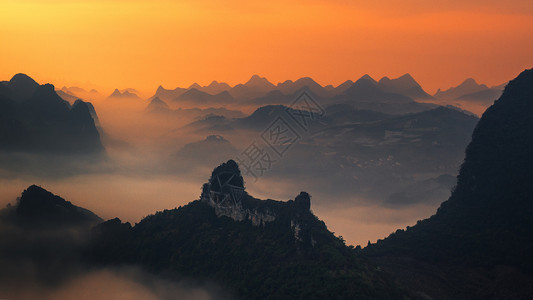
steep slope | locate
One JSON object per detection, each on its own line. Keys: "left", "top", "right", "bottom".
{"left": 88, "top": 160, "right": 406, "bottom": 299}
{"left": 365, "top": 68, "right": 533, "bottom": 298}
{"left": 0, "top": 76, "right": 104, "bottom": 155}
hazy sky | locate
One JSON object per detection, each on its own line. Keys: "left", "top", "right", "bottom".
{"left": 1, "top": 0, "right": 532, "bottom": 94}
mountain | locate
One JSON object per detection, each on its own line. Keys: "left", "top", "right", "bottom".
{"left": 365, "top": 68, "right": 533, "bottom": 298}
{"left": 0, "top": 185, "right": 102, "bottom": 228}
{"left": 230, "top": 75, "right": 276, "bottom": 100}
{"left": 150, "top": 85, "right": 188, "bottom": 102}
{"left": 0, "top": 75, "right": 104, "bottom": 155}
{"left": 0, "top": 185, "right": 102, "bottom": 291}
{"left": 61, "top": 86, "right": 101, "bottom": 101}
{"left": 107, "top": 88, "right": 141, "bottom": 100}
{"left": 203, "top": 80, "right": 232, "bottom": 95}
{"left": 174, "top": 88, "right": 234, "bottom": 105}
{"left": 1, "top": 73, "right": 39, "bottom": 102}
{"left": 332, "top": 75, "right": 435, "bottom": 114}
{"left": 145, "top": 96, "right": 170, "bottom": 114}
{"left": 456, "top": 87, "right": 504, "bottom": 104}
{"left": 343, "top": 75, "right": 412, "bottom": 104}
{"left": 276, "top": 77, "right": 330, "bottom": 97}
{"left": 335, "top": 80, "right": 355, "bottom": 94}
{"left": 55, "top": 89, "right": 79, "bottom": 103}
{"left": 173, "top": 135, "right": 238, "bottom": 168}
{"left": 434, "top": 78, "right": 489, "bottom": 99}
{"left": 377, "top": 74, "right": 433, "bottom": 99}
{"left": 88, "top": 160, "right": 406, "bottom": 299}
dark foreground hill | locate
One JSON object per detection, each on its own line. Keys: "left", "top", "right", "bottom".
{"left": 87, "top": 160, "right": 406, "bottom": 299}
{"left": 365, "top": 69, "right": 533, "bottom": 298}
{"left": 0, "top": 186, "right": 103, "bottom": 291}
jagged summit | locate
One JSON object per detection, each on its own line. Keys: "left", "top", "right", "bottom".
{"left": 200, "top": 160, "right": 315, "bottom": 227}
{"left": 88, "top": 158, "right": 404, "bottom": 299}
{"left": 110, "top": 88, "right": 121, "bottom": 97}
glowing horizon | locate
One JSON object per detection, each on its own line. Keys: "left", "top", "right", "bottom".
{"left": 1, "top": 0, "right": 532, "bottom": 96}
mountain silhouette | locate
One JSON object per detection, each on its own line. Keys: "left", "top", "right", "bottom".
{"left": 456, "top": 87, "right": 504, "bottom": 104}
{"left": 230, "top": 74, "right": 276, "bottom": 100}
{"left": 378, "top": 74, "right": 433, "bottom": 99}
{"left": 365, "top": 68, "right": 533, "bottom": 298}
{"left": 150, "top": 85, "right": 188, "bottom": 102}
{"left": 0, "top": 185, "right": 102, "bottom": 289}
{"left": 2, "top": 73, "right": 40, "bottom": 102}
{"left": 0, "top": 75, "right": 104, "bottom": 155}
{"left": 87, "top": 159, "right": 406, "bottom": 299}
{"left": 5, "top": 185, "right": 102, "bottom": 228}
{"left": 276, "top": 77, "right": 330, "bottom": 97}
{"left": 203, "top": 80, "right": 232, "bottom": 94}
{"left": 145, "top": 96, "right": 170, "bottom": 113}
{"left": 434, "top": 78, "right": 489, "bottom": 99}
{"left": 334, "top": 80, "right": 355, "bottom": 94}
{"left": 173, "top": 135, "right": 238, "bottom": 169}
{"left": 107, "top": 88, "right": 141, "bottom": 100}
{"left": 329, "top": 75, "right": 437, "bottom": 114}
{"left": 174, "top": 88, "right": 234, "bottom": 105}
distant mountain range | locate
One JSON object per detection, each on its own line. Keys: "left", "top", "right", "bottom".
{"left": 149, "top": 73, "right": 437, "bottom": 113}
{"left": 143, "top": 74, "right": 510, "bottom": 117}
{"left": 107, "top": 88, "right": 141, "bottom": 100}
{"left": 434, "top": 78, "right": 506, "bottom": 103}
{"left": 145, "top": 97, "right": 245, "bottom": 120}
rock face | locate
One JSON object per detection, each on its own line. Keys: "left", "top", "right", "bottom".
{"left": 87, "top": 160, "right": 406, "bottom": 299}
{"left": 201, "top": 160, "right": 309, "bottom": 229}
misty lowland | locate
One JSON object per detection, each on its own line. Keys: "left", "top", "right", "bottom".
{"left": 1, "top": 65, "right": 533, "bottom": 300}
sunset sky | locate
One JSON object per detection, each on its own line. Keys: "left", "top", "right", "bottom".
{"left": 1, "top": 0, "right": 532, "bottom": 95}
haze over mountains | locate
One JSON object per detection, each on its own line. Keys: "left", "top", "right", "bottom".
{"left": 0, "top": 70, "right": 515, "bottom": 249}
{"left": 1, "top": 68, "right": 532, "bottom": 299}
{"left": 365, "top": 68, "right": 533, "bottom": 299}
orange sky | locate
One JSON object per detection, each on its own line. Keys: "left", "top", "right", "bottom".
{"left": 1, "top": 0, "right": 532, "bottom": 95}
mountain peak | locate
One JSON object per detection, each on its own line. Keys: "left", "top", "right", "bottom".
{"left": 189, "top": 82, "right": 202, "bottom": 90}
{"left": 156, "top": 85, "right": 166, "bottom": 93}
{"left": 209, "top": 159, "right": 244, "bottom": 189}
{"left": 110, "top": 89, "right": 122, "bottom": 97}
{"left": 9, "top": 73, "right": 38, "bottom": 86}
{"left": 15, "top": 185, "right": 102, "bottom": 227}
{"left": 245, "top": 74, "right": 274, "bottom": 89}
{"left": 435, "top": 77, "right": 489, "bottom": 99}
{"left": 359, "top": 74, "right": 377, "bottom": 83}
